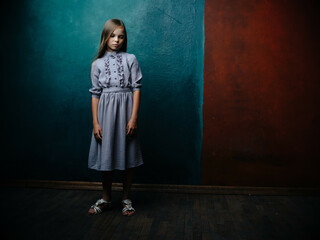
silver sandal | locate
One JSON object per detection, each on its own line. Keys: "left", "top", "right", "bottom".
{"left": 122, "top": 199, "right": 135, "bottom": 216}
{"left": 88, "top": 198, "right": 112, "bottom": 215}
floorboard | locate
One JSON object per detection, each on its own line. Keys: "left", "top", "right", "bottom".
{"left": 0, "top": 187, "right": 319, "bottom": 240}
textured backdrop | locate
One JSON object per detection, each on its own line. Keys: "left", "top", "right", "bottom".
{"left": 0, "top": 0, "right": 204, "bottom": 184}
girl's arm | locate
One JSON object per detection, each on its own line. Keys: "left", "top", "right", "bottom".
{"left": 92, "top": 97, "right": 100, "bottom": 124}
{"left": 126, "top": 90, "right": 141, "bottom": 136}
{"left": 127, "top": 54, "right": 142, "bottom": 136}
{"left": 92, "top": 97, "right": 102, "bottom": 140}
{"left": 130, "top": 55, "right": 142, "bottom": 121}
{"left": 131, "top": 90, "right": 141, "bottom": 120}
{"left": 89, "top": 60, "right": 102, "bottom": 140}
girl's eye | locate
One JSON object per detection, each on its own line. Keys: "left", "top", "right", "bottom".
{"left": 110, "top": 35, "right": 124, "bottom": 39}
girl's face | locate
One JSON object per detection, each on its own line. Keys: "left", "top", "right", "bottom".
{"left": 107, "top": 26, "right": 125, "bottom": 52}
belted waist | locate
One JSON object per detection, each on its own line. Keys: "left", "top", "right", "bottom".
{"left": 102, "top": 87, "right": 131, "bottom": 93}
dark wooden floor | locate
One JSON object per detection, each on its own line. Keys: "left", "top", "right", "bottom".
{"left": 1, "top": 187, "right": 319, "bottom": 240}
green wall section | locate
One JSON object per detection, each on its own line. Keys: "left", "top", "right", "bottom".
{"left": 1, "top": 0, "right": 204, "bottom": 184}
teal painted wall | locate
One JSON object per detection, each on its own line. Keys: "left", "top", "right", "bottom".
{"left": 1, "top": 0, "right": 204, "bottom": 184}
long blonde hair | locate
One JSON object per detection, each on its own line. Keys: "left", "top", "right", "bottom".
{"left": 93, "top": 19, "right": 127, "bottom": 61}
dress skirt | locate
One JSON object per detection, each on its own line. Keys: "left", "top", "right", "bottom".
{"left": 88, "top": 87, "right": 144, "bottom": 171}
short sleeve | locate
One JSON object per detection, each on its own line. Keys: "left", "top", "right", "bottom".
{"left": 88, "top": 60, "right": 102, "bottom": 98}
{"left": 130, "top": 55, "right": 143, "bottom": 92}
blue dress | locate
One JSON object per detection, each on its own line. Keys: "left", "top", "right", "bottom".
{"left": 88, "top": 50, "right": 144, "bottom": 171}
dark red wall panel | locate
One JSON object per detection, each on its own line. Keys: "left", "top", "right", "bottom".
{"left": 202, "top": 0, "right": 320, "bottom": 187}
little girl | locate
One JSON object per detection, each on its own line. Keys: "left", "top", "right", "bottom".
{"left": 87, "top": 19, "right": 144, "bottom": 217}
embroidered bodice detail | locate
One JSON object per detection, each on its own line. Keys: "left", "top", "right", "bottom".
{"left": 103, "top": 52, "right": 125, "bottom": 88}
{"left": 89, "top": 51, "right": 143, "bottom": 97}
{"left": 116, "top": 54, "right": 125, "bottom": 88}
{"left": 104, "top": 57, "right": 112, "bottom": 87}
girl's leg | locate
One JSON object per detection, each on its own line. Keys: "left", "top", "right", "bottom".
{"left": 102, "top": 170, "right": 113, "bottom": 201}
{"left": 122, "top": 167, "right": 135, "bottom": 216}
{"left": 88, "top": 170, "right": 113, "bottom": 214}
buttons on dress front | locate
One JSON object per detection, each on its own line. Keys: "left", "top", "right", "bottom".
{"left": 104, "top": 57, "right": 112, "bottom": 87}
{"left": 104, "top": 52, "right": 125, "bottom": 88}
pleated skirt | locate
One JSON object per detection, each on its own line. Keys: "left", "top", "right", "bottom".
{"left": 88, "top": 87, "right": 144, "bottom": 171}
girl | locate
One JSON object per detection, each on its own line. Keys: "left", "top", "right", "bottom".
{"left": 87, "top": 19, "right": 144, "bottom": 217}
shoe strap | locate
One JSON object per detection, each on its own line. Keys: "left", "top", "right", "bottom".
{"left": 122, "top": 199, "right": 135, "bottom": 212}
{"left": 122, "top": 199, "right": 132, "bottom": 205}
{"left": 95, "top": 198, "right": 111, "bottom": 205}
{"left": 91, "top": 198, "right": 111, "bottom": 214}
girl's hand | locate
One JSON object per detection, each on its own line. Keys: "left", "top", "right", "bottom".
{"left": 126, "top": 118, "right": 138, "bottom": 137}
{"left": 93, "top": 123, "right": 103, "bottom": 141}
